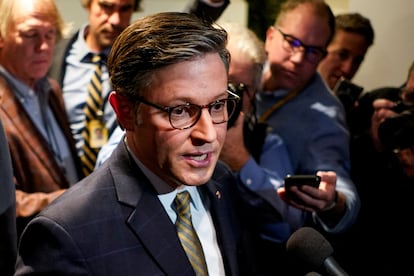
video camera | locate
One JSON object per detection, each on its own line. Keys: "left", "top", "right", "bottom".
{"left": 227, "top": 83, "right": 245, "bottom": 128}
{"left": 391, "top": 100, "right": 414, "bottom": 113}
{"left": 378, "top": 109, "right": 414, "bottom": 151}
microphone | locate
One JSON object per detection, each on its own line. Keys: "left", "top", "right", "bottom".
{"left": 286, "top": 227, "right": 349, "bottom": 276}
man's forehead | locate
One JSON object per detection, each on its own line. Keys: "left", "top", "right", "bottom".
{"left": 97, "top": 0, "right": 134, "bottom": 7}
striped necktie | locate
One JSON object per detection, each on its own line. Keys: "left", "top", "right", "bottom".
{"left": 80, "top": 54, "right": 106, "bottom": 176}
{"left": 174, "top": 191, "right": 209, "bottom": 276}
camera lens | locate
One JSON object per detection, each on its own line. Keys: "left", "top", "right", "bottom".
{"left": 227, "top": 83, "right": 245, "bottom": 128}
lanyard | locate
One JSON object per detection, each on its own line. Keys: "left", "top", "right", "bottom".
{"left": 258, "top": 87, "right": 302, "bottom": 123}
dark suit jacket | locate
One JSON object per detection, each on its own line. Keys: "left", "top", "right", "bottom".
{"left": 0, "top": 118, "right": 16, "bottom": 276}
{"left": 0, "top": 75, "right": 83, "bottom": 231}
{"left": 16, "top": 141, "right": 266, "bottom": 275}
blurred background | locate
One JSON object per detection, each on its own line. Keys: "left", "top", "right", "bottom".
{"left": 55, "top": 0, "right": 414, "bottom": 92}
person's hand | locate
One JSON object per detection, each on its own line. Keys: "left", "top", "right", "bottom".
{"left": 219, "top": 112, "right": 250, "bottom": 171}
{"left": 371, "top": 98, "right": 399, "bottom": 150}
{"left": 277, "top": 171, "right": 337, "bottom": 212}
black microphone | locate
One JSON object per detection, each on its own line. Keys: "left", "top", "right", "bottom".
{"left": 286, "top": 227, "right": 349, "bottom": 276}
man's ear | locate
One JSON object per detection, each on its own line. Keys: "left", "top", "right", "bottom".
{"left": 109, "top": 91, "right": 135, "bottom": 131}
{"left": 264, "top": 26, "right": 275, "bottom": 52}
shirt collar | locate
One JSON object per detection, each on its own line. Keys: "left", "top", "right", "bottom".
{"left": 74, "top": 24, "right": 111, "bottom": 64}
{"left": 0, "top": 65, "right": 51, "bottom": 99}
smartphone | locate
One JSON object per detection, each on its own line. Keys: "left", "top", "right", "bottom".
{"left": 284, "top": 174, "right": 321, "bottom": 189}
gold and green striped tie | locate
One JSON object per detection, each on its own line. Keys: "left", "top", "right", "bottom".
{"left": 174, "top": 191, "right": 209, "bottom": 276}
{"left": 80, "top": 54, "right": 104, "bottom": 176}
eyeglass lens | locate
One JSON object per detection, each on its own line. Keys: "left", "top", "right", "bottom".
{"left": 170, "top": 99, "right": 238, "bottom": 129}
{"left": 277, "top": 27, "right": 325, "bottom": 63}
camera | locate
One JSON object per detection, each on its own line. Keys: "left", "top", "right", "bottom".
{"left": 378, "top": 109, "right": 414, "bottom": 151}
{"left": 227, "top": 83, "right": 245, "bottom": 128}
{"left": 391, "top": 100, "right": 414, "bottom": 113}
{"left": 333, "top": 77, "right": 364, "bottom": 114}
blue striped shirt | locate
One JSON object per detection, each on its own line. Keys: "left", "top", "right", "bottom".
{"left": 62, "top": 24, "right": 117, "bottom": 156}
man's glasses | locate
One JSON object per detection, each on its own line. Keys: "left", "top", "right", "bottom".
{"left": 135, "top": 90, "right": 240, "bottom": 129}
{"left": 276, "top": 27, "right": 327, "bottom": 63}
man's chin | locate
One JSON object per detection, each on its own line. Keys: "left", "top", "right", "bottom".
{"left": 187, "top": 168, "right": 215, "bottom": 186}
{"left": 99, "top": 33, "right": 119, "bottom": 48}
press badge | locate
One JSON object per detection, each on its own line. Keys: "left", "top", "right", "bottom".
{"left": 88, "top": 119, "right": 108, "bottom": 148}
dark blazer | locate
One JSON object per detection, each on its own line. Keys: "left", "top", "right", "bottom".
{"left": 0, "top": 118, "right": 16, "bottom": 276}
{"left": 16, "top": 141, "right": 263, "bottom": 275}
{"left": 0, "top": 75, "right": 83, "bottom": 232}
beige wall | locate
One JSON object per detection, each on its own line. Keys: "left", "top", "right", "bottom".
{"left": 56, "top": 0, "right": 414, "bottom": 92}
{"left": 327, "top": 0, "right": 414, "bottom": 91}
{"left": 348, "top": 0, "right": 414, "bottom": 91}
{"left": 56, "top": 0, "right": 247, "bottom": 34}
{"left": 138, "top": 0, "right": 248, "bottom": 25}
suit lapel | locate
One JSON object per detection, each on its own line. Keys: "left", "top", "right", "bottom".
{"left": 48, "top": 78, "right": 83, "bottom": 177}
{"left": 0, "top": 76, "right": 71, "bottom": 186}
{"left": 203, "top": 180, "right": 240, "bottom": 276}
{"left": 110, "top": 144, "right": 240, "bottom": 275}
{"left": 128, "top": 192, "right": 195, "bottom": 275}
{"left": 110, "top": 143, "right": 195, "bottom": 275}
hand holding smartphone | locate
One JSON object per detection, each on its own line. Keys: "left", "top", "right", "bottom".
{"left": 284, "top": 174, "right": 321, "bottom": 189}
{"left": 284, "top": 174, "right": 321, "bottom": 205}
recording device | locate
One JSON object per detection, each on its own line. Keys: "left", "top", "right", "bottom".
{"left": 284, "top": 174, "right": 321, "bottom": 189}
{"left": 391, "top": 100, "right": 414, "bottom": 113}
{"left": 333, "top": 77, "right": 363, "bottom": 114}
{"left": 285, "top": 174, "right": 321, "bottom": 204}
{"left": 378, "top": 109, "right": 414, "bottom": 151}
{"left": 286, "top": 227, "right": 349, "bottom": 276}
{"left": 227, "top": 83, "right": 245, "bottom": 129}
{"left": 284, "top": 175, "right": 321, "bottom": 205}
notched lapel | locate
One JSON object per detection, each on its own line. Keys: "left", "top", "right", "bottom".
{"left": 127, "top": 190, "right": 195, "bottom": 276}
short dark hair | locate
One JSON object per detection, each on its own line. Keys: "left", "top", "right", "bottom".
{"left": 335, "top": 13, "right": 375, "bottom": 47}
{"left": 275, "top": 0, "right": 335, "bottom": 47}
{"left": 81, "top": 0, "right": 142, "bottom": 12}
{"left": 108, "top": 12, "right": 230, "bottom": 100}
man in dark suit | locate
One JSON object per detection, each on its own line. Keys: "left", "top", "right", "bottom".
{"left": 0, "top": 118, "right": 16, "bottom": 276}
{"left": 16, "top": 12, "right": 279, "bottom": 275}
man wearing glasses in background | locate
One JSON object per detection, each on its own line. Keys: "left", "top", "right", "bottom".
{"left": 254, "top": 0, "right": 360, "bottom": 274}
